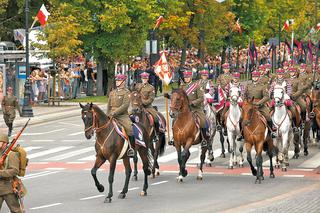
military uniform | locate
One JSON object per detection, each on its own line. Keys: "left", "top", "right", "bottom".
{"left": 1, "top": 95, "right": 19, "bottom": 136}
{"left": 216, "top": 73, "right": 232, "bottom": 92}
{"left": 0, "top": 134, "right": 22, "bottom": 213}
{"left": 291, "top": 75, "right": 306, "bottom": 114}
{"left": 107, "top": 87, "right": 133, "bottom": 136}
{"left": 244, "top": 81, "right": 270, "bottom": 121}
{"left": 135, "top": 82, "right": 158, "bottom": 120}
{"left": 260, "top": 75, "right": 270, "bottom": 86}
{"left": 181, "top": 82, "right": 206, "bottom": 128}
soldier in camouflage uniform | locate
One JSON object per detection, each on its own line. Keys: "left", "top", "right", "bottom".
{"left": 1, "top": 87, "right": 20, "bottom": 137}
{"left": 134, "top": 72, "right": 160, "bottom": 140}
{"left": 297, "top": 64, "right": 313, "bottom": 119}
{"left": 244, "top": 71, "right": 273, "bottom": 134}
{"left": 0, "top": 133, "right": 23, "bottom": 213}
{"left": 107, "top": 74, "right": 134, "bottom": 156}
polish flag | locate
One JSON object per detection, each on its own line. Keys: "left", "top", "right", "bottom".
{"left": 153, "top": 16, "right": 164, "bottom": 30}
{"left": 282, "top": 20, "right": 290, "bottom": 31}
{"left": 317, "top": 23, "right": 320, "bottom": 32}
{"left": 236, "top": 18, "right": 242, "bottom": 35}
{"left": 154, "top": 51, "right": 172, "bottom": 85}
{"left": 37, "top": 4, "right": 50, "bottom": 26}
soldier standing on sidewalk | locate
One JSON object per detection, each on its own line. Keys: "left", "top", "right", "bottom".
{"left": 0, "top": 133, "right": 23, "bottom": 213}
{"left": 1, "top": 87, "right": 20, "bottom": 137}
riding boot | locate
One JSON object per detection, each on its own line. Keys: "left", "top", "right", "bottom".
{"left": 127, "top": 136, "right": 135, "bottom": 157}
{"left": 237, "top": 121, "right": 244, "bottom": 141}
{"left": 309, "top": 102, "right": 315, "bottom": 118}
{"left": 200, "top": 128, "right": 208, "bottom": 147}
{"left": 301, "top": 111, "right": 306, "bottom": 129}
{"left": 292, "top": 117, "right": 299, "bottom": 133}
{"left": 153, "top": 120, "right": 160, "bottom": 142}
{"left": 267, "top": 120, "right": 276, "bottom": 138}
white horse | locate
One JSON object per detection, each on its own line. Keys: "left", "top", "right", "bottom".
{"left": 226, "top": 86, "right": 244, "bottom": 168}
{"left": 272, "top": 87, "right": 293, "bottom": 171}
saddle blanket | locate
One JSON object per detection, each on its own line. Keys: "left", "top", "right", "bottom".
{"left": 193, "top": 114, "right": 210, "bottom": 136}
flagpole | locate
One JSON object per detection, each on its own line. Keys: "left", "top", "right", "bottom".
{"left": 291, "top": 30, "right": 294, "bottom": 61}
{"left": 29, "top": 17, "right": 38, "bottom": 31}
{"left": 246, "top": 37, "right": 250, "bottom": 81}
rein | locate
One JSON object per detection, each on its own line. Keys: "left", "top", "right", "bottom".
{"left": 83, "top": 109, "right": 112, "bottom": 133}
{"left": 272, "top": 109, "right": 288, "bottom": 131}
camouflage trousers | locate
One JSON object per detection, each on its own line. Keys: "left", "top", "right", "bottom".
{"left": 3, "top": 112, "right": 15, "bottom": 124}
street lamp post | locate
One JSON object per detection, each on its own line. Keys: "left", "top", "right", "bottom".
{"left": 21, "top": 0, "right": 33, "bottom": 117}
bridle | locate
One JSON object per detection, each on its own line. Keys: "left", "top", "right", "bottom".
{"left": 274, "top": 88, "right": 285, "bottom": 107}
{"left": 82, "top": 109, "right": 111, "bottom": 133}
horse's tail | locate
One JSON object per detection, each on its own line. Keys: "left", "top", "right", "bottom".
{"left": 159, "top": 132, "right": 166, "bottom": 156}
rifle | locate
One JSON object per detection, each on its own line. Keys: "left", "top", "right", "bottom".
{"left": 0, "top": 119, "right": 30, "bottom": 167}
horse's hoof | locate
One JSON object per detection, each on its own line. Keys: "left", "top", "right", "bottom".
{"left": 270, "top": 173, "right": 275, "bottom": 178}
{"left": 282, "top": 167, "right": 287, "bottom": 172}
{"left": 229, "top": 165, "right": 233, "bottom": 169}
{"left": 156, "top": 171, "right": 160, "bottom": 176}
{"left": 206, "top": 163, "right": 212, "bottom": 167}
{"left": 304, "top": 150, "right": 309, "bottom": 156}
{"left": 233, "top": 162, "right": 238, "bottom": 166}
{"left": 97, "top": 184, "right": 104, "bottom": 193}
{"left": 118, "top": 193, "right": 126, "bottom": 199}
{"left": 182, "top": 169, "right": 188, "bottom": 177}
{"left": 176, "top": 176, "right": 183, "bottom": 182}
{"left": 285, "top": 162, "right": 289, "bottom": 166}
{"left": 252, "top": 170, "right": 257, "bottom": 176}
{"left": 239, "top": 164, "right": 244, "bottom": 168}
{"left": 197, "top": 176, "right": 203, "bottom": 181}
{"left": 132, "top": 175, "right": 138, "bottom": 181}
{"left": 140, "top": 191, "right": 147, "bottom": 196}
{"left": 104, "top": 197, "right": 112, "bottom": 203}
{"left": 150, "top": 174, "right": 155, "bottom": 179}
{"left": 292, "top": 154, "right": 299, "bottom": 159}
{"left": 207, "top": 154, "right": 214, "bottom": 162}
{"left": 261, "top": 176, "right": 264, "bottom": 180}
{"left": 220, "top": 153, "right": 226, "bottom": 158}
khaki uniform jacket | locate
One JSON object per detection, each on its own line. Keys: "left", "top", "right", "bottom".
{"left": 1, "top": 95, "right": 18, "bottom": 123}
{"left": 107, "top": 88, "right": 133, "bottom": 136}
{"left": 244, "top": 82, "right": 270, "bottom": 120}
{"left": 135, "top": 83, "right": 158, "bottom": 119}
{"left": 182, "top": 82, "right": 206, "bottom": 128}
{"left": 260, "top": 75, "right": 270, "bottom": 86}
{"left": 298, "top": 73, "right": 313, "bottom": 95}
{"left": 0, "top": 152, "right": 19, "bottom": 196}
{"left": 217, "top": 74, "right": 232, "bottom": 91}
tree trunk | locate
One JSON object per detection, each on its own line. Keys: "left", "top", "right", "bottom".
{"left": 97, "top": 56, "right": 106, "bottom": 96}
{"left": 106, "top": 61, "right": 115, "bottom": 96}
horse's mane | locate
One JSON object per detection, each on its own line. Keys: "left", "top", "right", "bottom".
{"left": 172, "top": 88, "right": 190, "bottom": 104}
{"left": 92, "top": 104, "right": 108, "bottom": 121}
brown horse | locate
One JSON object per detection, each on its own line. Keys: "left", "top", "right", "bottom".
{"left": 80, "top": 103, "right": 151, "bottom": 203}
{"left": 311, "top": 89, "right": 320, "bottom": 148}
{"left": 129, "top": 90, "right": 166, "bottom": 179}
{"left": 170, "top": 88, "right": 208, "bottom": 182}
{"left": 242, "top": 100, "right": 275, "bottom": 184}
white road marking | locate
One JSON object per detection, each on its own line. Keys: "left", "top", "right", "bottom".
{"left": 23, "top": 171, "right": 53, "bottom": 178}
{"left": 29, "top": 162, "right": 49, "bottom": 164}
{"left": 22, "top": 128, "right": 65, "bottom": 136}
{"left": 204, "top": 172, "right": 224, "bottom": 175}
{"left": 298, "top": 152, "right": 320, "bottom": 168}
{"left": 61, "top": 140, "right": 81, "bottom": 142}
{"left": 45, "top": 168, "right": 66, "bottom": 171}
{"left": 22, "top": 171, "right": 60, "bottom": 180}
{"left": 117, "top": 187, "right": 139, "bottom": 193}
{"left": 59, "top": 122, "right": 81, "bottom": 127}
{"left": 188, "top": 148, "right": 222, "bottom": 164}
{"left": 151, "top": 181, "right": 168, "bottom": 186}
{"left": 24, "top": 146, "right": 42, "bottom": 152}
{"left": 78, "top": 155, "right": 96, "bottom": 161}
{"left": 68, "top": 131, "right": 84, "bottom": 136}
{"left": 158, "top": 147, "right": 198, "bottom": 163}
{"left": 162, "top": 170, "right": 178, "bottom": 174}
{"left": 30, "top": 203, "right": 62, "bottom": 210}
{"left": 240, "top": 173, "right": 252, "bottom": 176}
{"left": 262, "top": 151, "right": 294, "bottom": 167}
{"left": 46, "top": 147, "right": 95, "bottom": 161}
{"left": 283, "top": 175, "right": 305, "bottom": 178}
{"left": 80, "top": 195, "right": 104, "bottom": 201}
{"left": 66, "top": 162, "right": 86, "bottom": 164}
{"left": 31, "top": 140, "right": 55, "bottom": 142}
{"left": 83, "top": 168, "right": 106, "bottom": 171}
{"left": 28, "top": 146, "right": 74, "bottom": 159}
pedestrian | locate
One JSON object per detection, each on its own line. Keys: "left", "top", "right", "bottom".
{"left": 0, "top": 133, "right": 23, "bottom": 213}
{"left": 1, "top": 87, "right": 20, "bottom": 137}
{"left": 71, "top": 65, "right": 81, "bottom": 99}
{"left": 86, "top": 62, "right": 95, "bottom": 96}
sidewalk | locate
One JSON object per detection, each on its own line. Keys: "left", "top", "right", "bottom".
{"left": 0, "top": 103, "right": 107, "bottom": 129}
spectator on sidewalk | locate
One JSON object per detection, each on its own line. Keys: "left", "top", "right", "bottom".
{"left": 71, "top": 65, "right": 81, "bottom": 99}
{"left": 86, "top": 62, "right": 95, "bottom": 96}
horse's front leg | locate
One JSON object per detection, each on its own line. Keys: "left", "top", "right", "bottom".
{"left": 91, "top": 156, "right": 106, "bottom": 193}
{"left": 104, "top": 156, "right": 117, "bottom": 203}
{"left": 197, "top": 146, "right": 207, "bottom": 180}
{"left": 137, "top": 145, "right": 151, "bottom": 196}
{"left": 227, "top": 132, "right": 235, "bottom": 169}
{"left": 181, "top": 140, "right": 192, "bottom": 178}
{"left": 303, "top": 121, "right": 310, "bottom": 156}
{"left": 281, "top": 132, "right": 290, "bottom": 172}
{"left": 219, "top": 129, "right": 226, "bottom": 157}
{"left": 245, "top": 142, "right": 257, "bottom": 177}
{"left": 175, "top": 145, "right": 184, "bottom": 182}
{"left": 118, "top": 156, "right": 132, "bottom": 199}
{"left": 132, "top": 150, "right": 138, "bottom": 181}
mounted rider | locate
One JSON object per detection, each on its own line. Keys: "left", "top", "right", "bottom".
{"left": 181, "top": 70, "right": 208, "bottom": 146}
{"left": 107, "top": 74, "right": 134, "bottom": 156}
{"left": 198, "top": 67, "right": 215, "bottom": 104}
{"left": 217, "top": 63, "right": 232, "bottom": 93}
{"left": 297, "top": 63, "right": 313, "bottom": 118}
{"left": 269, "top": 68, "right": 298, "bottom": 132}
{"left": 244, "top": 71, "right": 273, "bottom": 135}
{"left": 134, "top": 71, "right": 160, "bottom": 140}
{"left": 221, "top": 72, "right": 244, "bottom": 121}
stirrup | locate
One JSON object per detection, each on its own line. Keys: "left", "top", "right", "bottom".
{"left": 216, "top": 125, "right": 222, "bottom": 131}
{"left": 8, "top": 130, "right": 12, "bottom": 137}
{"left": 153, "top": 135, "right": 159, "bottom": 143}
{"left": 293, "top": 127, "right": 299, "bottom": 133}
{"left": 271, "top": 131, "right": 277, "bottom": 138}
{"left": 237, "top": 135, "right": 244, "bottom": 141}
{"left": 201, "top": 140, "right": 207, "bottom": 148}
{"left": 127, "top": 148, "right": 134, "bottom": 157}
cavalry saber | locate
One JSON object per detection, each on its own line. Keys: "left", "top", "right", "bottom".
{"left": 0, "top": 119, "right": 30, "bottom": 166}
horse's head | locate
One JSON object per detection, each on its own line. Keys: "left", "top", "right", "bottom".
{"left": 242, "top": 98, "right": 255, "bottom": 126}
{"left": 130, "top": 90, "right": 143, "bottom": 114}
{"left": 170, "top": 89, "right": 188, "bottom": 118}
{"left": 80, "top": 102, "right": 95, "bottom": 139}
{"left": 273, "top": 87, "right": 285, "bottom": 106}
{"left": 229, "top": 86, "right": 241, "bottom": 105}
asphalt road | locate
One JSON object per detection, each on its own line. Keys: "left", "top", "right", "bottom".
{"left": 1, "top": 99, "right": 320, "bottom": 213}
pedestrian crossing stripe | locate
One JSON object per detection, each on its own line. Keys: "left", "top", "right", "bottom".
{"left": 22, "top": 146, "right": 320, "bottom": 169}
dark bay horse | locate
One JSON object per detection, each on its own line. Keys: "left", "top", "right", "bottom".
{"left": 129, "top": 90, "right": 166, "bottom": 179}
{"left": 80, "top": 103, "right": 151, "bottom": 202}
{"left": 170, "top": 88, "right": 208, "bottom": 182}
{"left": 242, "top": 100, "right": 275, "bottom": 184}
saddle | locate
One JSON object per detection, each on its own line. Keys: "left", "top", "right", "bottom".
{"left": 112, "top": 119, "right": 129, "bottom": 141}
{"left": 192, "top": 113, "right": 209, "bottom": 133}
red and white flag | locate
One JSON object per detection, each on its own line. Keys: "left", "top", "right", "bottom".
{"left": 153, "top": 16, "right": 164, "bottom": 30}
{"left": 317, "top": 23, "right": 320, "bottom": 32}
{"left": 282, "top": 19, "right": 294, "bottom": 32}
{"left": 154, "top": 51, "right": 172, "bottom": 85}
{"left": 37, "top": 4, "right": 50, "bottom": 26}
